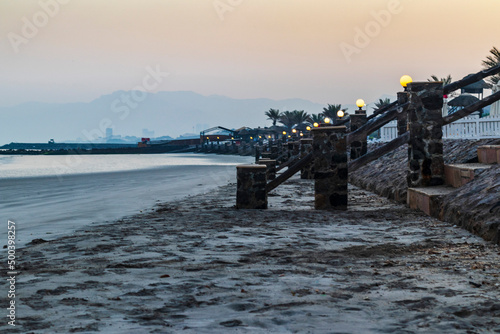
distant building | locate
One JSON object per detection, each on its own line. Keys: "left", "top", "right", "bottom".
{"left": 105, "top": 128, "right": 113, "bottom": 139}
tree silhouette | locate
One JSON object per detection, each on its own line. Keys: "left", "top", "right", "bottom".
{"left": 322, "top": 104, "right": 347, "bottom": 120}
{"left": 278, "top": 111, "right": 296, "bottom": 130}
{"left": 265, "top": 108, "right": 282, "bottom": 126}
{"left": 309, "top": 113, "right": 323, "bottom": 124}
{"left": 427, "top": 75, "right": 453, "bottom": 85}
{"left": 291, "top": 110, "right": 310, "bottom": 127}
{"left": 373, "top": 98, "right": 392, "bottom": 110}
{"left": 482, "top": 46, "right": 500, "bottom": 85}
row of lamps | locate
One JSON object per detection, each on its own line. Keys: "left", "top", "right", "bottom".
{"left": 239, "top": 75, "right": 414, "bottom": 141}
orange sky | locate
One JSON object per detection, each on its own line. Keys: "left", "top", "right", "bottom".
{"left": 1, "top": 0, "right": 498, "bottom": 107}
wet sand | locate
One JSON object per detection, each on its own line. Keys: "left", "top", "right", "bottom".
{"left": 3, "top": 176, "right": 500, "bottom": 333}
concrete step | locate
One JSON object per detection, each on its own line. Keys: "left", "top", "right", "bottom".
{"left": 407, "top": 186, "right": 455, "bottom": 218}
{"left": 444, "top": 163, "right": 492, "bottom": 188}
{"left": 477, "top": 145, "right": 500, "bottom": 164}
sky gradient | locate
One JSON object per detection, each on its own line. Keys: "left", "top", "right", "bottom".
{"left": 1, "top": 0, "right": 498, "bottom": 108}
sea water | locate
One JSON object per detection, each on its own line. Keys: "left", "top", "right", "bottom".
{"left": 0, "top": 153, "right": 253, "bottom": 247}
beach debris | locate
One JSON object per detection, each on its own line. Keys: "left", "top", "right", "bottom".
{"left": 469, "top": 281, "right": 482, "bottom": 288}
{"left": 30, "top": 238, "right": 48, "bottom": 245}
{"left": 220, "top": 319, "right": 243, "bottom": 327}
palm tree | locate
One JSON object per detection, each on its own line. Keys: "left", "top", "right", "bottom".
{"left": 373, "top": 98, "right": 392, "bottom": 110}
{"left": 428, "top": 74, "right": 459, "bottom": 97}
{"left": 482, "top": 46, "right": 500, "bottom": 85}
{"left": 278, "top": 111, "right": 296, "bottom": 130}
{"left": 291, "top": 110, "right": 310, "bottom": 127}
{"left": 322, "top": 104, "right": 347, "bottom": 120}
{"left": 265, "top": 108, "right": 282, "bottom": 126}
{"left": 427, "top": 75, "right": 453, "bottom": 85}
{"left": 309, "top": 113, "right": 323, "bottom": 124}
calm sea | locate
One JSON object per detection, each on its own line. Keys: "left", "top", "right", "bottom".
{"left": 0, "top": 153, "right": 253, "bottom": 247}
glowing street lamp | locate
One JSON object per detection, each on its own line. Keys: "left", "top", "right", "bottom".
{"left": 313, "top": 122, "right": 319, "bottom": 128}
{"left": 337, "top": 110, "right": 345, "bottom": 118}
{"left": 282, "top": 131, "right": 287, "bottom": 135}
{"left": 356, "top": 99, "right": 365, "bottom": 111}
{"left": 324, "top": 117, "right": 331, "bottom": 124}
{"left": 400, "top": 75, "right": 413, "bottom": 91}
{"left": 306, "top": 126, "right": 311, "bottom": 131}
{"left": 292, "top": 128, "right": 297, "bottom": 133}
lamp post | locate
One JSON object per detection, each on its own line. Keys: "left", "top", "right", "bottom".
{"left": 355, "top": 99, "right": 365, "bottom": 113}
{"left": 397, "top": 77, "right": 411, "bottom": 136}
{"left": 400, "top": 75, "right": 413, "bottom": 92}
{"left": 305, "top": 125, "right": 312, "bottom": 138}
{"left": 350, "top": 99, "right": 367, "bottom": 159}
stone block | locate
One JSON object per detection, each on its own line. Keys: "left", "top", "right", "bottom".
{"left": 312, "top": 126, "right": 348, "bottom": 210}
{"left": 407, "top": 186, "right": 454, "bottom": 218}
{"left": 407, "top": 82, "right": 444, "bottom": 187}
{"left": 300, "top": 138, "right": 314, "bottom": 179}
{"left": 236, "top": 165, "right": 268, "bottom": 209}
{"left": 257, "top": 159, "right": 277, "bottom": 180}
{"left": 477, "top": 145, "right": 500, "bottom": 164}
{"left": 444, "top": 163, "right": 493, "bottom": 188}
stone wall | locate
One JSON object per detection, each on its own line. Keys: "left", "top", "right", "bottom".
{"left": 441, "top": 165, "right": 500, "bottom": 243}
{"left": 350, "top": 138, "right": 500, "bottom": 243}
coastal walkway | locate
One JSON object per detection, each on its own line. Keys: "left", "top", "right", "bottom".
{"left": 4, "top": 175, "right": 500, "bottom": 333}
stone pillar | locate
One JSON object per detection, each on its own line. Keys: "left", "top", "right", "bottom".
{"left": 312, "top": 126, "right": 348, "bottom": 210}
{"left": 258, "top": 159, "right": 276, "bottom": 180}
{"left": 236, "top": 165, "right": 268, "bottom": 209}
{"left": 292, "top": 141, "right": 300, "bottom": 157}
{"left": 300, "top": 138, "right": 314, "bottom": 179}
{"left": 349, "top": 110, "right": 367, "bottom": 159}
{"left": 255, "top": 146, "right": 260, "bottom": 163}
{"left": 407, "top": 82, "right": 444, "bottom": 187}
{"left": 282, "top": 143, "right": 289, "bottom": 163}
{"left": 270, "top": 145, "right": 279, "bottom": 159}
{"left": 397, "top": 92, "right": 409, "bottom": 136}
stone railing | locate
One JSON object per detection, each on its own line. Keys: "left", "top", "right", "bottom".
{"left": 236, "top": 64, "right": 500, "bottom": 210}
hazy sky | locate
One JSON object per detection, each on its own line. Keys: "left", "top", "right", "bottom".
{"left": 1, "top": 0, "right": 498, "bottom": 107}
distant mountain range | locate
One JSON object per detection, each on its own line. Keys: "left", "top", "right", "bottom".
{"left": 0, "top": 90, "right": 389, "bottom": 145}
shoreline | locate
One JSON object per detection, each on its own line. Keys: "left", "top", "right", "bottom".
{"left": 3, "top": 175, "right": 500, "bottom": 333}
{"left": 1, "top": 155, "right": 253, "bottom": 248}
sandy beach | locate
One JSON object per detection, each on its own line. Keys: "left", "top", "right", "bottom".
{"left": 0, "top": 154, "right": 252, "bottom": 247}
{"left": 3, "top": 175, "right": 500, "bottom": 333}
